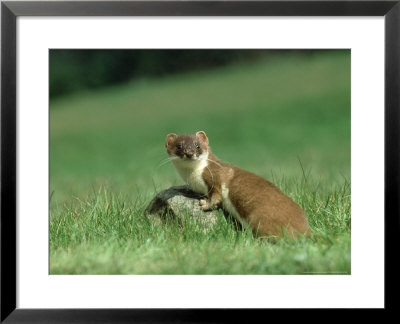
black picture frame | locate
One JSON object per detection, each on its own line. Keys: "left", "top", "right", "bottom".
{"left": 1, "top": 0, "right": 398, "bottom": 322}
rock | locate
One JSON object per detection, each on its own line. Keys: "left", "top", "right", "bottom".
{"left": 144, "top": 185, "right": 219, "bottom": 229}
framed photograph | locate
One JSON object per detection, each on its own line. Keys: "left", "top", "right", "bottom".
{"left": 1, "top": 0, "right": 398, "bottom": 321}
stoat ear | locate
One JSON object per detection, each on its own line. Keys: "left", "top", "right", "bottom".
{"left": 165, "top": 133, "right": 177, "bottom": 148}
{"left": 196, "top": 131, "right": 209, "bottom": 146}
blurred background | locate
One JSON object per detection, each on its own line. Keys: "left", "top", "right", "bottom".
{"left": 50, "top": 49, "right": 350, "bottom": 203}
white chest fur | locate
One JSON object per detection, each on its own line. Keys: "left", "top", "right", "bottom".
{"left": 171, "top": 153, "right": 209, "bottom": 195}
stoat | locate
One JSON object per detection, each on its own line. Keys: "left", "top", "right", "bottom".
{"left": 165, "top": 131, "right": 311, "bottom": 238}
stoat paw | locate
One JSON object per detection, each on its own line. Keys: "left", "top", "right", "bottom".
{"left": 199, "top": 199, "right": 207, "bottom": 206}
{"left": 199, "top": 199, "right": 211, "bottom": 211}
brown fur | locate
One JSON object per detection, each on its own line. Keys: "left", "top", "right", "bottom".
{"left": 166, "top": 131, "right": 311, "bottom": 238}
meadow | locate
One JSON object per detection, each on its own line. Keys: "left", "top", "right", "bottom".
{"left": 50, "top": 50, "right": 351, "bottom": 274}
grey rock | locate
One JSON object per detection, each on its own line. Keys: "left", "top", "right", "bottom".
{"left": 145, "top": 185, "right": 219, "bottom": 229}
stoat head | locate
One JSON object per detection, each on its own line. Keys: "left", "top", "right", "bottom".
{"left": 165, "top": 131, "right": 209, "bottom": 164}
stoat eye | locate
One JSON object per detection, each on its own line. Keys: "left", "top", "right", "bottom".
{"left": 176, "top": 144, "right": 182, "bottom": 149}
{"left": 195, "top": 144, "right": 200, "bottom": 149}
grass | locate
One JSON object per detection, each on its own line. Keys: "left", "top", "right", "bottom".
{"left": 50, "top": 50, "right": 351, "bottom": 274}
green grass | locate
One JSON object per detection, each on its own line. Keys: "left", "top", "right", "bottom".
{"left": 50, "top": 50, "right": 351, "bottom": 274}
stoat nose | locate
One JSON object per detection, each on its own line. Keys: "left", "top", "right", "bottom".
{"left": 184, "top": 151, "right": 194, "bottom": 158}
